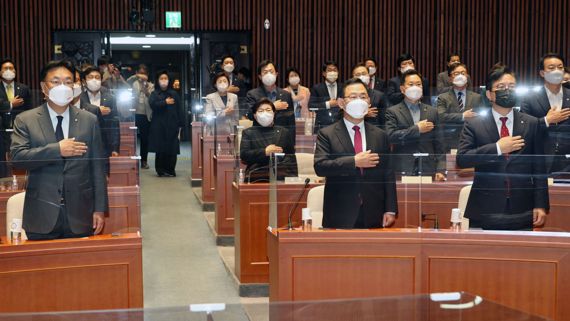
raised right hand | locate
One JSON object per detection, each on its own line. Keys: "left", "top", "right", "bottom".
{"left": 59, "top": 138, "right": 88, "bottom": 157}
{"left": 545, "top": 107, "right": 570, "bottom": 124}
{"left": 355, "top": 150, "right": 380, "bottom": 168}
{"left": 417, "top": 120, "right": 434, "bottom": 133}
{"left": 166, "top": 97, "right": 175, "bottom": 105}
{"left": 265, "top": 144, "right": 284, "bottom": 156}
{"left": 497, "top": 135, "right": 525, "bottom": 154}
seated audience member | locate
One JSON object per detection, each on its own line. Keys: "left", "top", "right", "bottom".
{"left": 352, "top": 62, "right": 387, "bottom": 128}
{"left": 436, "top": 53, "right": 472, "bottom": 94}
{"left": 364, "top": 57, "right": 386, "bottom": 92}
{"left": 521, "top": 53, "right": 570, "bottom": 174}
{"left": 313, "top": 78, "right": 397, "bottom": 229}
{"left": 436, "top": 62, "right": 482, "bottom": 152}
{"left": 385, "top": 53, "right": 431, "bottom": 106}
{"left": 309, "top": 60, "right": 343, "bottom": 131}
{"left": 283, "top": 67, "right": 310, "bottom": 118}
{"left": 204, "top": 72, "right": 239, "bottom": 135}
{"left": 81, "top": 66, "right": 120, "bottom": 159}
{"left": 240, "top": 98, "right": 297, "bottom": 182}
{"left": 385, "top": 70, "right": 446, "bottom": 181}
{"left": 457, "top": 64, "right": 549, "bottom": 230}
{"left": 10, "top": 60, "right": 108, "bottom": 240}
{"left": 245, "top": 60, "right": 295, "bottom": 145}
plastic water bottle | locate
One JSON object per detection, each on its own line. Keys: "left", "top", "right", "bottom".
{"left": 238, "top": 169, "right": 245, "bottom": 184}
{"left": 11, "top": 175, "right": 18, "bottom": 191}
{"left": 217, "top": 143, "right": 222, "bottom": 155}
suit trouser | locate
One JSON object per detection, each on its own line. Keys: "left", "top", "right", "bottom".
{"left": 26, "top": 205, "right": 93, "bottom": 240}
{"left": 155, "top": 153, "right": 177, "bottom": 175}
{"left": 469, "top": 199, "right": 533, "bottom": 231}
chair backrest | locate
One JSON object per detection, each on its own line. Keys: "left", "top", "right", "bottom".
{"left": 6, "top": 192, "right": 27, "bottom": 240}
{"left": 306, "top": 185, "right": 325, "bottom": 228}
{"left": 458, "top": 185, "right": 472, "bottom": 228}
{"left": 295, "top": 153, "right": 316, "bottom": 176}
{"left": 238, "top": 119, "right": 253, "bottom": 129}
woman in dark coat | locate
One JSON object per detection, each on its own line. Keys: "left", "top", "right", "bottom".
{"left": 148, "top": 70, "right": 184, "bottom": 177}
{"left": 240, "top": 98, "right": 297, "bottom": 182}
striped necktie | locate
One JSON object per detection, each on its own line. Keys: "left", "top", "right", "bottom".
{"left": 457, "top": 92, "right": 464, "bottom": 111}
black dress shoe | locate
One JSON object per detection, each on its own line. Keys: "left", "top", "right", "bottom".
{"left": 141, "top": 161, "right": 149, "bottom": 169}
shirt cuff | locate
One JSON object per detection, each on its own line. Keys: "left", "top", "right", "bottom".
{"left": 496, "top": 143, "right": 502, "bottom": 155}
{"left": 384, "top": 212, "right": 396, "bottom": 216}
{"left": 544, "top": 117, "right": 550, "bottom": 127}
{"left": 325, "top": 101, "right": 330, "bottom": 109}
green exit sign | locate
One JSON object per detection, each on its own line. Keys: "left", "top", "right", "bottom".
{"left": 165, "top": 11, "right": 181, "bottom": 28}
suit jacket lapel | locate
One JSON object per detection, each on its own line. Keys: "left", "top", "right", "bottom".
{"left": 398, "top": 103, "right": 415, "bottom": 126}
{"left": 537, "top": 88, "right": 551, "bottom": 114}
{"left": 68, "top": 106, "right": 80, "bottom": 139}
{"left": 213, "top": 93, "right": 225, "bottom": 109}
{"left": 364, "top": 122, "right": 376, "bottom": 152}
{"left": 483, "top": 111, "right": 500, "bottom": 143}
{"left": 334, "top": 121, "right": 355, "bottom": 154}
{"left": 508, "top": 111, "right": 527, "bottom": 161}
{"left": 37, "top": 104, "right": 57, "bottom": 144}
{"left": 563, "top": 89, "right": 570, "bottom": 108}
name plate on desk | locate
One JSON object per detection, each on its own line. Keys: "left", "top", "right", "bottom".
{"left": 401, "top": 176, "right": 433, "bottom": 184}
{"left": 548, "top": 178, "right": 554, "bottom": 186}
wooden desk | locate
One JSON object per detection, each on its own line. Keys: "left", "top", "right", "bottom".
{"left": 109, "top": 156, "right": 139, "bottom": 187}
{"left": 104, "top": 186, "right": 141, "bottom": 235}
{"left": 295, "top": 134, "right": 316, "bottom": 153}
{"left": 0, "top": 233, "right": 143, "bottom": 312}
{"left": 191, "top": 121, "right": 203, "bottom": 180}
{"left": 214, "top": 155, "right": 238, "bottom": 237}
{"left": 268, "top": 228, "right": 570, "bottom": 320}
{"left": 233, "top": 182, "right": 315, "bottom": 284}
{"left": 119, "top": 122, "right": 136, "bottom": 156}
{"left": 202, "top": 135, "right": 233, "bottom": 203}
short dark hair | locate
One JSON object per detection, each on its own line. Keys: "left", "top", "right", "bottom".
{"left": 321, "top": 60, "right": 338, "bottom": 72}
{"left": 285, "top": 67, "right": 301, "bottom": 83}
{"left": 565, "top": 66, "right": 570, "bottom": 74}
{"left": 137, "top": 64, "right": 149, "bottom": 74}
{"left": 343, "top": 78, "right": 367, "bottom": 95}
{"left": 351, "top": 62, "right": 367, "bottom": 74}
{"left": 0, "top": 58, "right": 15, "bottom": 69}
{"left": 257, "top": 59, "right": 277, "bottom": 75}
{"left": 221, "top": 55, "right": 235, "bottom": 64}
{"left": 40, "top": 60, "right": 76, "bottom": 82}
{"left": 486, "top": 63, "right": 515, "bottom": 91}
{"left": 211, "top": 72, "right": 230, "bottom": 87}
{"left": 251, "top": 98, "right": 276, "bottom": 115}
{"left": 400, "top": 69, "right": 423, "bottom": 85}
{"left": 81, "top": 65, "right": 101, "bottom": 80}
{"left": 97, "top": 55, "right": 110, "bottom": 66}
{"left": 446, "top": 52, "right": 460, "bottom": 63}
{"left": 396, "top": 53, "right": 415, "bottom": 68}
{"left": 155, "top": 70, "right": 171, "bottom": 88}
{"left": 538, "top": 53, "right": 566, "bottom": 71}
{"left": 364, "top": 57, "right": 377, "bottom": 66}
{"left": 447, "top": 62, "right": 468, "bottom": 76}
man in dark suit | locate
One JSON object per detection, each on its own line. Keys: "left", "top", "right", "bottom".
{"left": 364, "top": 57, "right": 386, "bottom": 92}
{"left": 385, "top": 53, "right": 431, "bottom": 106}
{"left": 245, "top": 60, "right": 295, "bottom": 145}
{"left": 80, "top": 66, "right": 121, "bottom": 159}
{"left": 385, "top": 70, "right": 446, "bottom": 180}
{"left": 457, "top": 64, "right": 549, "bottom": 230}
{"left": 351, "top": 62, "right": 387, "bottom": 128}
{"left": 314, "top": 78, "right": 397, "bottom": 229}
{"left": 521, "top": 53, "right": 570, "bottom": 174}
{"left": 436, "top": 53, "right": 472, "bottom": 94}
{"left": 71, "top": 69, "right": 105, "bottom": 130}
{"left": 436, "top": 62, "right": 482, "bottom": 152}
{"left": 10, "top": 60, "right": 108, "bottom": 240}
{"left": 309, "top": 60, "right": 343, "bottom": 131}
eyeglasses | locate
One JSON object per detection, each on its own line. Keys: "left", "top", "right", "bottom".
{"left": 45, "top": 79, "right": 74, "bottom": 87}
{"left": 492, "top": 84, "right": 516, "bottom": 91}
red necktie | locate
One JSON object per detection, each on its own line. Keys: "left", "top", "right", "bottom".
{"left": 499, "top": 117, "right": 511, "bottom": 197}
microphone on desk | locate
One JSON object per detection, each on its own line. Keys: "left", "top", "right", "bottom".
{"left": 287, "top": 178, "right": 311, "bottom": 230}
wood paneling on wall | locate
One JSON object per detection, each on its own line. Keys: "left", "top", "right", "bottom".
{"left": 1, "top": 0, "right": 568, "bottom": 90}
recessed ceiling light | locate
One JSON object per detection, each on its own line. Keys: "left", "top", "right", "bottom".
{"left": 145, "top": 34, "right": 156, "bottom": 38}
{"left": 142, "top": 45, "right": 151, "bottom": 48}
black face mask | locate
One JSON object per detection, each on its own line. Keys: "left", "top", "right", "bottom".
{"left": 563, "top": 82, "right": 570, "bottom": 90}
{"left": 493, "top": 89, "right": 517, "bottom": 108}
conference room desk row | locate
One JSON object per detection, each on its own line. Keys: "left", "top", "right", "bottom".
{"left": 268, "top": 228, "right": 570, "bottom": 321}
{"left": 232, "top": 181, "right": 570, "bottom": 284}
{"left": 0, "top": 232, "right": 143, "bottom": 312}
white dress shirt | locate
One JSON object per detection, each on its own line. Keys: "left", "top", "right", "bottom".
{"left": 491, "top": 108, "right": 514, "bottom": 155}
{"left": 343, "top": 117, "right": 366, "bottom": 152}
{"left": 87, "top": 91, "right": 101, "bottom": 106}
{"left": 325, "top": 82, "right": 337, "bottom": 109}
{"left": 47, "top": 105, "right": 70, "bottom": 139}
{"left": 544, "top": 85, "right": 564, "bottom": 127}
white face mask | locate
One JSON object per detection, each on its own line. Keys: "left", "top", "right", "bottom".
{"left": 223, "top": 64, "right": 235, "bottom": 73}
{"left": 404, "top": 86, "right": 423, "bottom": 101}
{"left": 216, "top": 82, "right": 228, "bottom": 93}
{"left": 452, "top": 74, "right": 468, "bottom": 87}
{"left": 368, "top": 67, "right": 377, "bottom": 75}
{"left": 357, "top": 75, "right": 370, "bottom": 85}
{"left": 2, "top": 70, "right": 15, "bottom": 81}
{"left": 72, "top": 83, "right": 83, "bottom": 98}
{"left": 326, "top": 71, "right": 338, "bottom": 83}
{"left": 159, "top": 80, "right": 169, "bottom": 89}
{"left": 344, "top": 98, "right": 369, "bottom": 119}
{"left": 47, "top": 84, "right": 73, "bottom": 107}
{"left": 86, "top": 79, "right": 101, "bottom": 92}
{"left": 289, "top": 76, "right": 300, "bottom": 86}
{"left": 544, "top": 70, "right": 564, "bottom": 85}
{"left": 400, "top": 65, "right": 414, "bottom": 73}
{"left": 262, "top": 73, "right": 277, "bottom": 87}
{"left": 255, "top": 111, "right": 274, "bottom": 127}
